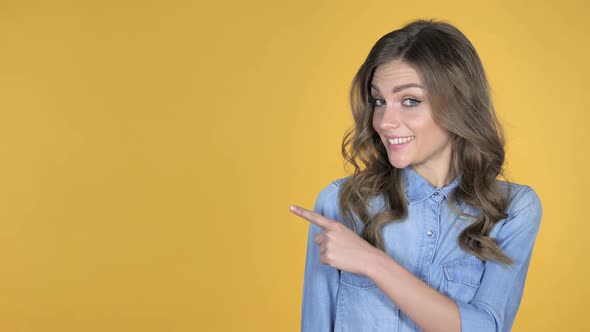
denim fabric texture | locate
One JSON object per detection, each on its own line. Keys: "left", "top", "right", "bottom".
{"left": 301, "top": 167, "right": 542, "bottom": 332}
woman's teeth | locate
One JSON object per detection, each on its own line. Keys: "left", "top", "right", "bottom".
{"left": 388, "top": 136, "right": 415, "bottom": 145}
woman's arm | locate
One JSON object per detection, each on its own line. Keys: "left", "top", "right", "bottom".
{"left": 292, "top": 204, "right": 460, "bottom": 332}
{"left": 450, "top": 187, "right": 543, "bottom": 332}
{"left": 291, "top": 186, "right": 542, "bottom": 332}
{"left": 367, "top": 247, "right": 461, "bottom": 332}
{"left": 300, "top": 182, "right": 342, "bottom": 332}
{"left": 301, "top": 222, "right": 340, "bottom": 331}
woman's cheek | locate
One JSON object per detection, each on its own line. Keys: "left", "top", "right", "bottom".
{"left": 373, "top": 112, "right": 383, "bottom": 135}
{"left": 371, "top": 112, "right": 380, "bottom": 132}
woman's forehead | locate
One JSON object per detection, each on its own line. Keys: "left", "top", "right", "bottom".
{"left": 371, "top": 60, "right": 423, "bottom": 88}
{"left": 371, "top": 60, "right": 425, "bottom": 94}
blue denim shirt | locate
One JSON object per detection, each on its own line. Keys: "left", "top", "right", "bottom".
{"left": 301, "top": 167, "right": 542, "bottom": 332}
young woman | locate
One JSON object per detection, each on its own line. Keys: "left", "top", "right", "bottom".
{"left": 290, "top": 19, "right": 542, "bottom": 332}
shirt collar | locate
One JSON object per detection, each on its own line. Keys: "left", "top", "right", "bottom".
{"left": 401, "top": 167, "right": 461, "bottom": 204}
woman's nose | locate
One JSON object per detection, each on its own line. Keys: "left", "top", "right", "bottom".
{"left": 377, "top": 107, "right": 401, "bottom": 130}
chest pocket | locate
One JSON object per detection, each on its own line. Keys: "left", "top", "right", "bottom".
{"left": 340, "top": 271, "right": 377, "bottom": 289}
{"left": 443, "top": 256, "right": 485, "bottom": 303}
{"left": 336, "top": 271, "right": 399, "bottom": 332}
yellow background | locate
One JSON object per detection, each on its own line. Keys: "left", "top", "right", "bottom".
{"left": 0, "top": 0, "right": 587, "bottom": 331}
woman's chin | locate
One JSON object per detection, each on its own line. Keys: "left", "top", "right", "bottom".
{"left": 388, "top": 157, "right": 411, "bottom": 169}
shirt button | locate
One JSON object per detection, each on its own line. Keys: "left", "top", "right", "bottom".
{"left": 433, "top": 191, "right": 439, "bottom": 196}
{"left": 427, "top": 230, "right": 434, "bottom": 237}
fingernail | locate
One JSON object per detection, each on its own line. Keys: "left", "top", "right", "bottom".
{"left": 289, "top": 205, "right": 297, "bottom": 212}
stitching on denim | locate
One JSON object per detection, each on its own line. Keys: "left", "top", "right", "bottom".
{"left": 340, "top": 279, "right": 378, "bottom": 289}
{"left": 337, "top": 283, "right": 344, "bottom": 332}
{"left": 340, "top": 276, "right": 377, "bottom": 289}
{"left": 340, "top": 271, "right": 378, "bottom": 289}
{"left": 443, "top": 266, "right": 482, "bottom": 287}
{"left": 442, "top": 255, "right": 485, "bottom": 288}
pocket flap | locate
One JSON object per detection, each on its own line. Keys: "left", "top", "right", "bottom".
{"left": 340, "top": 271, "right": 377, "bottom": 289}
{"left": 443, "top": 257, "right": 485, "bottom": 287}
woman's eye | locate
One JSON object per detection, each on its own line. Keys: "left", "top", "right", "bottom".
{"left": 402, "top": 98, "right": 421, "bottom": 107}
{"left": 370, "top": 98, "right": 386, "bottom": 107}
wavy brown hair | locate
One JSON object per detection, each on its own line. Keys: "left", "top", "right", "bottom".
{"left": 339, "top": 19, "right": 513, "bottom": 264}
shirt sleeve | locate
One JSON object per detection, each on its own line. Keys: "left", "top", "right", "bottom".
{"left": 457, "top": 186, "right": 543, "bottom": 332}
{"left": 301, "top": 181, "right": 342, "bottom": 332}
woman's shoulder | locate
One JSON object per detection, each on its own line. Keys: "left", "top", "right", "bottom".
{"left": 494, "top": 179, "right": 543, "bottom": 230}
{"left": 495, "top": 180, "right": 541, "bottom": 208}
{"left": 313, "top": 177, "right": 351, "bottom": 221}
{"left": 315, "top": 177, "right": 350, "bottom": 203}
{"left": 322, "top": 177, "right": 350, "bottom": 190}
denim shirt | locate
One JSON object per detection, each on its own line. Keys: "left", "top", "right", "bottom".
{"left": 301, "top": 167, "right": 542, "bottom": 332}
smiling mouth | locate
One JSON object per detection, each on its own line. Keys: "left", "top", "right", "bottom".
{"left": 387, "top": 136, "right": 415, "bottom": 145}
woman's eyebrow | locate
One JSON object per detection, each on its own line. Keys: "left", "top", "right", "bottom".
{"left": 370, "top": 83, "right": 424, "bottom": 93}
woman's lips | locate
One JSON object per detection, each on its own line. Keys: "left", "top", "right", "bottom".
{"left": 386, "top": 135, "right": 415, "bottom": 150}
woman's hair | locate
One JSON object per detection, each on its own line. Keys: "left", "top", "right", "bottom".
{"left": 340, "top": 19, "right": 513, "bottom": 264}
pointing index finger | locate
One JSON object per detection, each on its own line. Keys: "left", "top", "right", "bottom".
{"left": 289, "top": 205, "right": 332, "bottom": 229}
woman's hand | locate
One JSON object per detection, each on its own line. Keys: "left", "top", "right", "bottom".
{"left": 290, "top": 205, "right": 383, "bottom": 277}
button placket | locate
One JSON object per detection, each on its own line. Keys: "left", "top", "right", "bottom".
{"left": 418, "top": 196, "right": 442, "bottom": 286}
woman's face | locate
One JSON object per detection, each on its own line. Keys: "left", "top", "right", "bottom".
{"left": 371, "top": 60, "right": 453, "bottom": 181}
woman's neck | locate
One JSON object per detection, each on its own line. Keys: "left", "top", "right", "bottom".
{"left": 411, "top": 164, "right": 456, "bottom": 189}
